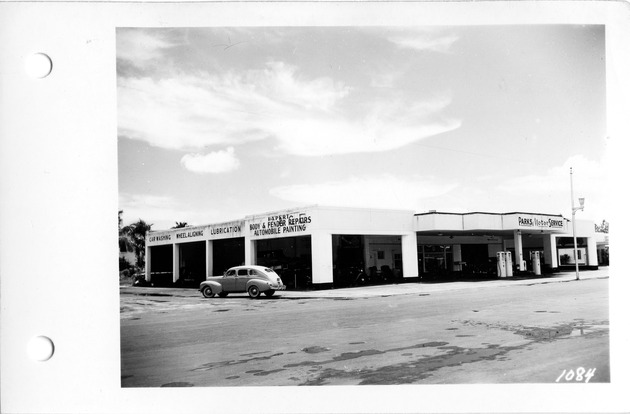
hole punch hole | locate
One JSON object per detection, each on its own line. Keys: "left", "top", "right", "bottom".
{"left": 24, "top": 53, "right": 53, "bottom": 79}
{"left": 27, "top": 336, "right": 55, "bottom": 361}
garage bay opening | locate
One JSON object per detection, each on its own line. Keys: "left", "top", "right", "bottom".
{"left": 255, "top": 236, "right": 312, "bottom": 290}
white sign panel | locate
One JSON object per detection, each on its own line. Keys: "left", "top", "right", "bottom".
{"left": 503, "top": 214, "right": 567, "bottom": 231}
{"left": 249, "top": 211, "right": 313, "bottom": 237}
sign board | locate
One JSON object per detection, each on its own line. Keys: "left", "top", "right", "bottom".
{"left": 248, "top": 211, "right": 313, "bottom": 238}
{"left": 503, "top": 213, "right": 567, "bottom": 232}
{"left": 146, "top": 220, "right": 244, "bottom": 245}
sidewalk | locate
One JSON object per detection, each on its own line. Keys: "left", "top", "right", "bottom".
{"left": 121, "top": 268, "right": 609, "bottom": 299}
{"left": 279, "top": 268, "right": 610, "bottom": 300}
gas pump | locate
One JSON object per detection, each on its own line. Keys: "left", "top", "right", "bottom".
{"left": 505, "top": 251, "right": 513, "bottom": 277}
{"left": 496, "top": 252, "right": 507, "bottom": 277}
{"left": 530, "top": 251, "right": 542, "bottom": 276}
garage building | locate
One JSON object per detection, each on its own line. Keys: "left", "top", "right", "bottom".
{"left": 144, "top": 205, "right": 600, "bottom": 289}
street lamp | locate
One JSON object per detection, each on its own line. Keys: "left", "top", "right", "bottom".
{"left": 570, "top": 167, "right": 585, "bottom": 280}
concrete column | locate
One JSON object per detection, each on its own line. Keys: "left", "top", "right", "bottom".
{"left": 543, "top": 234, "right": 557, "bottom": 268}
{"left": 452, "top": 244, "right": 462, "bottom": 272}
{"left": 586, "top": 237, "right": 598, "bottom": 266}
{"left": 251, "top": 240, "right": 257, "bottom": 265}
{"left": 244, "top": 238, "right": 256, "bottom": 265}
{"left": 363, "top": 236, "right": 371, "bottom": 270}
{"left": 145, "top": 245, "right": 152, "bottom": 282}
{"left": 401, "top": 233, "right": 419, "bottom": 278}
{"left": 513, "top": 230, "right": 525, "bottom": 271}
{"left": 421, "top": 245, "right": 426, "bottom": 273}
{"left": 205, "top": 240, "right": 213, "bottom": 278}
{"left": 173, "top": 243, "right": 180, "bottom": 283}
{"left": 311, "top": 232, "right": 333, "bottom": 285}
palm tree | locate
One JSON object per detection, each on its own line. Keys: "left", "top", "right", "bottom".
{"left": 172, "top": 222, "right": 188, "bottom": 228}
{"left": 118, "top": 210, "right": 134, "bottom": 254}
{"left": 121, "top": 217, "right": 153, "bottom": 268}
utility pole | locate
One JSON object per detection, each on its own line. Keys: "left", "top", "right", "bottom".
{"left": 570, "top": 167, "right": 585, "bottom": 281}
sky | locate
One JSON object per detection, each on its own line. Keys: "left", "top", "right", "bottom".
{"left": 117, "top": 25, "right": 608, "bottom": 230}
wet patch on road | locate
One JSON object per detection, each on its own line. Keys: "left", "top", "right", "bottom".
{"left": 135, "top": 293, "right": 174, "bottom": 297}
{"left": 253, "top": 369, "right": 287, "bottom": 376}
{"left": 292, "top": 320, "right": 609, "bottom": 385}
{"left": 349, "top": 341, "right": 365, "bottom": 345}
{"left": 284, "top": 341, "right": 448, "bottom": 369}
{"left": 302, "top": 346, "right": 330, "bottom": 354}
{"left": 161, "top": 382, "right": 194, "bottom": 387}
{"left": 240, "top": 351, "right": 271, "bottom": 357}
{"left": 458, "top": 319, "right": 609, "bottom": 343}
{"left": 333, "top": 349, "right": 385, "bottom": 361}
{"left": 300, "top": 344, "right": 519, "bottom": 385}
{"left": 214, "top": 309, "right": 230, "bottom": 312}
{"left": 193, "top": 352, "right": 284, "bottom": 371}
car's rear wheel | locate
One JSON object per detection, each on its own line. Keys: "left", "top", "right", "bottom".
{"left": 264, "top": 290, "right": 275, "bottom": 297}
{"left": 201, "top": 286, "right": 215, "bottom": 298}
{"left": 248, "top": 285, "right": 260, "bottom": 298}
{"left": 218, "top": 292, "right": 228, "bottom": 298}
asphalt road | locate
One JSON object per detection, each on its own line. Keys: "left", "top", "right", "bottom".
{"left": 120, "top": 278, "right": 609, "bottom": 387}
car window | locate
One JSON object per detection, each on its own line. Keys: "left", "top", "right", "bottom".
{"left": 249, "top": 269, "right": 258, "bottom": 276}
{"left": 237, "top": 269, "right": 248, "bottom": 276}
{"left": 225, "top": 270, "right": 236, "bottom": 277}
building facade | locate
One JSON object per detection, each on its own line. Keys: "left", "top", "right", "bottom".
{"left": 144, "top": 206, "right": 600, "bottom": 289}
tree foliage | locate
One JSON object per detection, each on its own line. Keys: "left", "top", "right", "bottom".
{"left": 595, "top": 219, "right": 609, "bottom": 233}
{"left": 119, "top": 211, "right": 153, "bottom": 268}
{"left": 172, "top": 222, "right": 188, "bottom": 228}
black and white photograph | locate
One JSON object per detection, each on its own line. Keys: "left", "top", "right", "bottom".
{"left": 118, "top": 25, "right": 610, "bottom": 387}
{"left": 2, "top": 1, "right": 630, "bottom": 413}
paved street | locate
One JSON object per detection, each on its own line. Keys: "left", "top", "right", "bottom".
{"left": 120, "top": 271, "right": 609, "bottom": 387}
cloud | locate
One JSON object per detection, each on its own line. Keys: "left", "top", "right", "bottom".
{"left": 181, "top": 147, "right": 240, "bottom": 174}
{"left": 269, "top": 174, "right": 458, "bottom": 211}
{"left": 118, "top": 62, "right": 460, "bottom": 156}
{"left": 491, "top": 155, "right": 610, "bottom": 220}
{"left": 116, "top": 29, "right": 178, "bottom": 67}
{"left": 387, "top": 30, "right": 459, "bottom": 53}
{"left": 119, "top": 193, "right": 223, "bottom": 230}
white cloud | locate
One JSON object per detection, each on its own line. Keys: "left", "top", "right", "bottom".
{"left": 118, "top": 61, "right": 460, "bottom": 156}
{"left": 269, "top": 174, "right": 458, "bottom": 211}
{"left": 388, "top": 31, "right": 459, "bottom": 53}
{"left": 181, "top": 147, "right": 240, "bottom": 174}
{"left": 117, "top": 30, "right": 177, "bottom": 66}
{"left": 491, "top": 155, "right": 610, "bottom": 220}
{"left": 119, "top": 193, "right": 224, "bottom": 230}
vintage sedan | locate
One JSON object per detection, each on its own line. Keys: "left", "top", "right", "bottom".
{"left": 199, "top": 265, "right": 286, "bottom": 299}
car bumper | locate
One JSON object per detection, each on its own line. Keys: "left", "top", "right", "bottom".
{"left": 270, "top": 285, "right": 286, "bottom": 291}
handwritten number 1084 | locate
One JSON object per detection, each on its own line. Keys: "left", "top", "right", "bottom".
{"left": 556, "top": 367, "right": 596, "bottom": 383}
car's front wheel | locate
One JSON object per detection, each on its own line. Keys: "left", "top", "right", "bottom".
{"left": 201, "top": 286, "right": 215, "bottom": 298}
{"left": 248, "top": 285, "right": 261, "bottom": 298}
{"left": 264, "top": 290, "right": 275, "bottom": 297}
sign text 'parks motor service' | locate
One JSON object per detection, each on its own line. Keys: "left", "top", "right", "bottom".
{"left": 518, "top": 216, "right": 565, "bottom": 229}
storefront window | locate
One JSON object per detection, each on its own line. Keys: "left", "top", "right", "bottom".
{"left": 418, "top": 245, "right": 453, "bottom": 274}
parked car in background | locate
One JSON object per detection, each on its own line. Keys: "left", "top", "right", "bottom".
{"left": 199, "top": 265, "right": 286, "bottom": 299}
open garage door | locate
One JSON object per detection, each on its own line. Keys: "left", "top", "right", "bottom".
{"left": 178, "top": 241, "right": 206, "bottom": 287}
{"left": 256, "top": 236, "right": 312, "bottom": 290}
{"left": 149, "top": 244, "right": 173, "bottom": 287}
{"left": 333, "top": 235, "right": 402, "bottom": 288}
{"left": 213, "top": 237, "right": 245, "bottom": 275}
